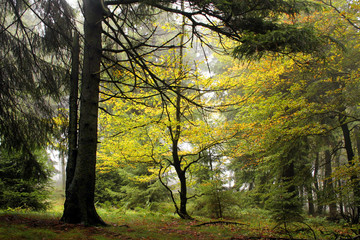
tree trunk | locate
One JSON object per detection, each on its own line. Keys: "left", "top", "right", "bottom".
{"left": 64, "top": 31, "right": 79, "bottom": 194}
{"left": 282, "top": 160, "right": 296, "bottom": 198}
{"left": 355, "top": 126, "right": 360, "bottom": 158}
{"left": 216, "top": 189, "right": 223, "bottom": 218}
{"left": 61, "top": 0, "right": 105, "bottom": 225}
{"left": 61, "top": 151, "right": 66, "bottom": 197}
{"left": 334, "top": 154, "right": 345, "bottom": 217}
{"left": 178, "top": 169, "right": 191, "bottom": 219}
{"left": 302, "top": 154, "right": 315, "bottom": 216}
{"left": 306, "top": 184, "right": 315, "bottom": 216}
{"left": 314, "top": 152, "right": 323, "bottom": 215}
{"left": 340, "top": 114, "right": 360, "bottom": 223}
{"left": 170, "top": 0, "right": 192, "bottom": 220}
{"left": 172, "top": 141, "right": 192, "bottom": 219}
{"left": 324, "top": 149, "right": 337, "bottom": 219}
{"left": 61, "top": 31, "right": 80, "bottom": 223}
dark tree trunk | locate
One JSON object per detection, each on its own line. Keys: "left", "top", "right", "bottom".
{"left": 339, "top": 114, "right": 360, "bottom": 223}
{"left": 282, "top": 160, "right": 296, "bottom": 197}
{"left": 340, "top": 115, "right": 355, "bottom": 165}
{"left": 65, "top": 31, "right": 79, "bottom": 194}
{"left": 172, "top": 140, "right": 192, "bottom": 219}
{"left": 61, "top": 31, "right": 80, "bottom": 222}
{"left": 334, "top": 154, "right": 345, "bottom": 217}
{"left": 61, "top": 0, "right": 105, "bottom": 225}
{"left": 306, "top": 184, "right": 315, "bottom": 216}
{"left": 169, "top": 1, "right": 192, "bottom": 220}
{"left": 324, "top": 149, "right": 337, "bottom": 219}
{"left": 355, "top": 126, "right": 360, "bottom": 158}
{"left": 178, "top": 169, "right": 191, "bottom": 219}
{"left": 302, "top": 154, "right": 315, "bottom": 216}
{"left": 215, "top": 189, "right": 223, "bottom": 219}
{"left": 299, "top": 186, "right": 304, "bottom": 207}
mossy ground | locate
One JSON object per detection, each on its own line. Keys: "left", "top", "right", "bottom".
{"left": 0, "top": 198, "right": 356, "bottom": 240}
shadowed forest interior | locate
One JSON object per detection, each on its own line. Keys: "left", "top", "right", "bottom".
{"left": 1, "top": 0, "right": 360, "bottom": 239}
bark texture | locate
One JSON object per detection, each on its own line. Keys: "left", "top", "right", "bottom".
{"left": 61, "top": 0, "right": 105, "bottom": 225}
{"left": 65, "top": 31, "right": 79, "bottom": 194}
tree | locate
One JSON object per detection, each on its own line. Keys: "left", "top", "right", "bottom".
{"left": 95, "top": 166, "right": 168, "bottom": 210}
{"left": 0, "top": 147, "right": 53, "bottom": 210}
{"left": 62, "top": 0, "right": 324, "bottom": 224}
{"left": 0, "top": 0, "right": 74, "bottom": 152}
{"left": 222, "top": 0, "right": 360, "bottom": 224}
{"left": 97, "top": 39, "right": 230, "bottom": 219}
{"left": 0, "top": 0, "right": 74, "bottom": 210}
{"left": 61, "top": 0, "right": 105, "bottom": 225}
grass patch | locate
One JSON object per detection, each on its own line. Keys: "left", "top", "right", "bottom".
{"left": 0, "top": 202, "right": 358, "bottom": 240}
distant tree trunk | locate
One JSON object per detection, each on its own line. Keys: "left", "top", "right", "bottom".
{"left": 314, "top": 152, "right": 323, "bottom": 215}
{"left": 334, "top": 154, "right": 345, "bottom": 217}
{"left": 303, "top": 157, "right": 315, "bottom": 216}
{"left": 282, "top": 160, "right": 296, "bottom": 198}
{"left": 353, "top": 125, "right": 360, "bottom": 218}
{"left": 299, "top": 186, "right": 304, "bottom": 207}
{"left": 61, "top": 151, "right": 66, "bottom": 194}
{"left": 324, "top": 149, "right": 337, "bottom": 219}
{"left": 353, "top": 125, "right": 360, "bottom": 216}
{"left": 339, "top": 114, "right": 360, "bottom": 223}
{"left": 355, "top": 126, "right": 360, "bottom": 158}
{"left": 215, "top": 189, "right": 223, "bottom": 219}
{"left": 280, "top": 142, "right": 298, "bottom": 213}
{"left": 61, "top": 0, "right": 105, "bottom": 225}
{"left": 306, "top": 184, "right": 315, "bottom": 216}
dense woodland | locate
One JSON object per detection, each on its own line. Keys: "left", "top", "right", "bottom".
{"left": 1, "top": 0, "right": 360, "bottom": 235}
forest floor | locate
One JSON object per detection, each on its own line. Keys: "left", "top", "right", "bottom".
{"left": 0, "top": 200, "right": 358, "bottom": 240}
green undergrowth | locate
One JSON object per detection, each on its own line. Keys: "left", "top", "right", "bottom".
{"left": 0, "top": 201, "right": 357, "bottom": 240}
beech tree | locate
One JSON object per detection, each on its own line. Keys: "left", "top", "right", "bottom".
{"left": 98, "top": 33, "right": 231, "bottom": 219}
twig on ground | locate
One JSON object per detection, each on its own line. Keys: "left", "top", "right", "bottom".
{"left": 194, "top": 221, "right": 248, "bottom": 227}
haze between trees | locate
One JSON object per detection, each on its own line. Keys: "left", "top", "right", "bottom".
{"left": 1, "top": 0, "right": 360, "bottom": 233}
